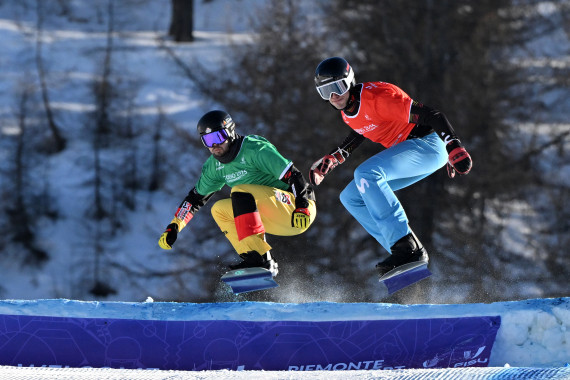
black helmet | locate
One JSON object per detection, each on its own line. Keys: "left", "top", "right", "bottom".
{"left": 196, "top": 110, "right": 236, "bottom": 147}
{"left": 314, "top": 57, "right": 355, "bottom": 100}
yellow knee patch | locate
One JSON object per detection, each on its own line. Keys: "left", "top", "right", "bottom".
{"left": 240, "top": 234, "right": 272, "bottom": 255}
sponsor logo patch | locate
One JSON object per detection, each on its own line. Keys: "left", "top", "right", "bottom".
{"left": 175, "top": 201, "right": 193, "bottom": 224}
{"left": 224, "top": 170, "right": 248, "bottom": 182}
{"left": 274, "top": 190, "right": 292, "bottom": 205}
{"left": 356, "top": 178, "right": 370, "bottom": 194}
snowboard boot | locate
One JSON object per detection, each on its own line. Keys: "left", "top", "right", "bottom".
{"left": 229, "top": 251, "right": 279, "bottom": 277}
{"left": 375, "top": 232, "right": 429, "bottom": 278}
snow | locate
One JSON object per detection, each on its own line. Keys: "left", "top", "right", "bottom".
{"left": 2, "top": 366, "right": 570, "bottom": 380}
{"left": 0, "top": 0, "right": 269, "bottom": 302}
{"left": 0, "top": 297, "right": 569, "bottom": 378}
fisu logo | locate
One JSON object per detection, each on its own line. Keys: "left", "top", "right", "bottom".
{"left": 463, "top": 346, "right": 486, "bottom": 360}
{"left": 356, "top": 178, "right": 370, "bottom": 194}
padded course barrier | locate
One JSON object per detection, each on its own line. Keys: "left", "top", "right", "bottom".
{"left": 0, "top": 297, "right": 568, "bottom": 372}
{"left": 0, "top": 314, "right": 500, "bottom": 370}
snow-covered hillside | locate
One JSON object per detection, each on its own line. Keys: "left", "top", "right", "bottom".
{"left": 0, "top": 0, "right": 273, "bottom": 302}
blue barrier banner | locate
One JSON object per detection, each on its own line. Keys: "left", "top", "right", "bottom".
{"left": 0, "top": 315, "right": 500, "bottom": 371}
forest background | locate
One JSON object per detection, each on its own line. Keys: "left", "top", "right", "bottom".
{"left": 0, "top": 0, "right": 568, "bottom": 304}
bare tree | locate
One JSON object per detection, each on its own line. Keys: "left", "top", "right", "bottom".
{"left": 169, "top": 0, "right": 194, "bottom": 42}
{"left": 87, "top": 0, "right": 117, "bottom": 297}
{"left": 4, "top": 83, "right": 50, "bottom": 264}
{"left": 34, "top": 0, "right": 66, "bottom": 153}
{"left": 496, "top": 1, "right": 570, "bottom": 298}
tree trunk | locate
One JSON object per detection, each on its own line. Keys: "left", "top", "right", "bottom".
{"left": 169, "top": 0, "right": 194, "bottom": 42}
{"left": 36, "top": 0, "right": 66, "bottom": 153}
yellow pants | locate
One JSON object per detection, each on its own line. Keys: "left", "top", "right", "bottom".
{"left": 211, "top": 184, "right": 316, "bottom": 255}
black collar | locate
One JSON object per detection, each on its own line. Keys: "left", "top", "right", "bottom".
{"left": 214, "top": 134, "right": 244, "bottom": 164}
{"left": 342, "top": 84, "right": 362, "bottom": 115}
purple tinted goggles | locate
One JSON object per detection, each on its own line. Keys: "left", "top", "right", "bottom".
{"left": 201, "top": 129, "right": 229, "bottom": 147}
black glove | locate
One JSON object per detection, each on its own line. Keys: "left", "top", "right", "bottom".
{"left": 446, "top": 140, "right": 472, "bottom": 178}
{"left": 158, "top": 223, "right": 179, "bottom": 250}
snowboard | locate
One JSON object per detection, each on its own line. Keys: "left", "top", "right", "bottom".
{"left": 379, "top": 261, "right": 431, "bottom": 295}
{"left": 221, "top": 267, "right": 279, "bottom": 294}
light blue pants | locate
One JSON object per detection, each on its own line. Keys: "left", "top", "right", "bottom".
{"left": 339, "top": 132, "right": 447, "bottom": 253}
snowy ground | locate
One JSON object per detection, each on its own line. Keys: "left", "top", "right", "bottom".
{"left": 2, "top": 365, "right": 570, "bottom": 380}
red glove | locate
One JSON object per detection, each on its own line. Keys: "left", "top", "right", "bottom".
{"left": 446, "top": 140, "right": 472, "bottom": 178}
{"left": 309, "top": 149, "right": 346, "bottom": 186}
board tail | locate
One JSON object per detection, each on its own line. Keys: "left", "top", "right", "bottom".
{"left": 379, "top": 262, "right": 431, "bottom": 294}
{"left": 221, "top": 267, "right": 278, "bottom": 294}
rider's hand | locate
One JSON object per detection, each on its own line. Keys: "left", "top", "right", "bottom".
{"left": 309, "top": 149, "right": 346, "bottom": 186}
{"left": 158, "top": 223, "right": 179, "bottom": 250}
{"left": 291, "top": 208, "right": 311, "bottom": 229}
{"left": 446, "top": 140, "right": 472, "bottom": 178}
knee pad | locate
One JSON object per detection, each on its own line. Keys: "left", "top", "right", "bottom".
{"left": 231, "top": 191, "right": 257, "bottom": 215}
{"left": 231, "top": 191, "right": 264, "bottom": 240}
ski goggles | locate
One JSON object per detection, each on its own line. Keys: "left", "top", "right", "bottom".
{"left": 201, "top": 129, "right": 230, "bottom": 148}
{"left": 316, "top": 78, "right": 351, "bottom": 100}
